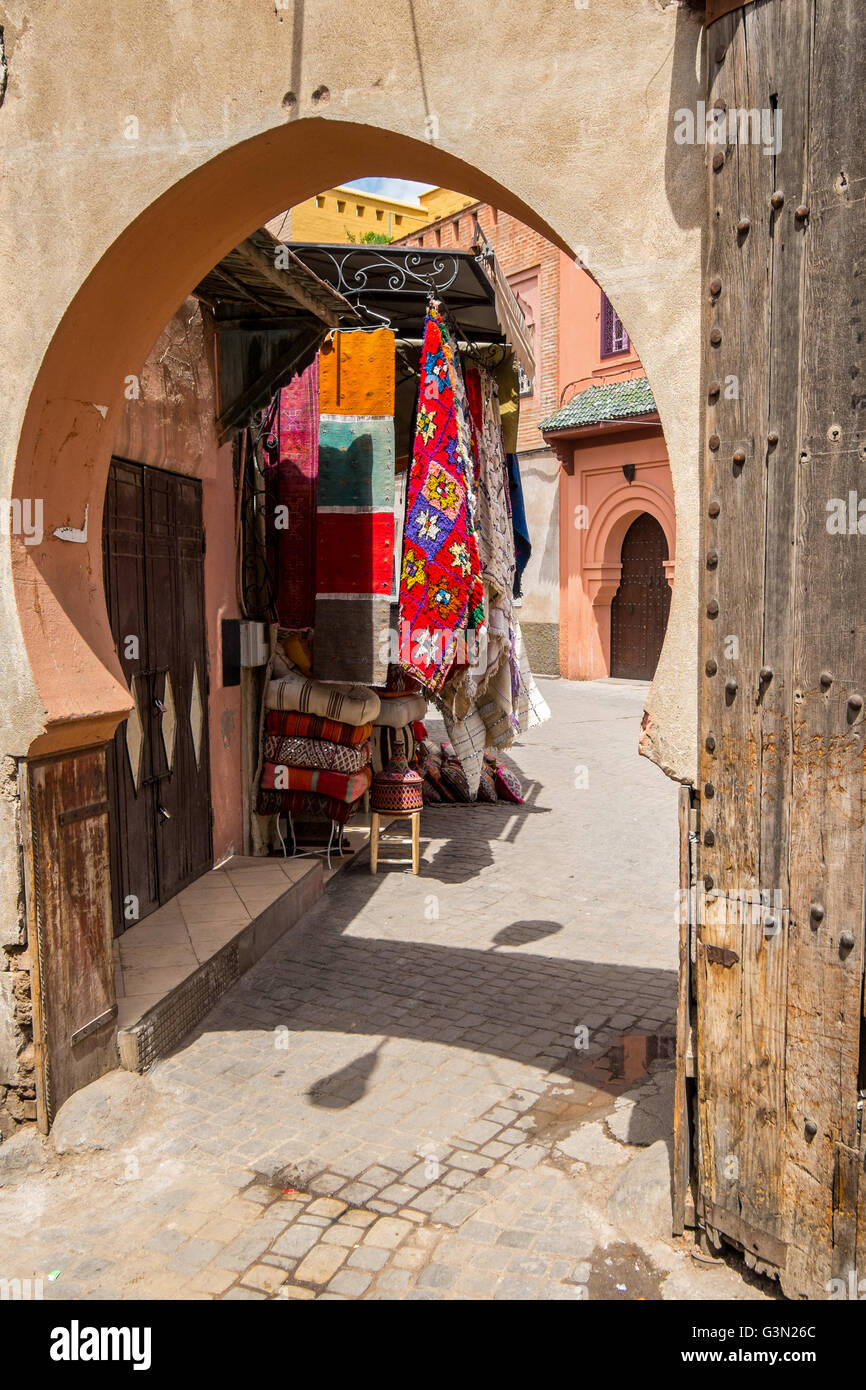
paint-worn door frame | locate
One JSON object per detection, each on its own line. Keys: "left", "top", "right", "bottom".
{"left": 21, "top": 748, "right": 118, "bottom": 1132}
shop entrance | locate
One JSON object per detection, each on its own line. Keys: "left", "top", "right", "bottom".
{"left": 103, "top": 458, "right": 212, "bottom": 934}
{"left": 610, "top": 513, "right": 670, "bottom": 681}
{"left": 8, "top": 115, "right": 690, "bottom": 1145}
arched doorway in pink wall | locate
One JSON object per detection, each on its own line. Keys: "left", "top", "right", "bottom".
{"left": 545, "top": 418, "right": 676, "bottom": 682}
{"left": 610, "top": 514, "right": 672, "bottom": 681}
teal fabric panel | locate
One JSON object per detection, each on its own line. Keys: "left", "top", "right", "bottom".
{"left": 318, "top": 416, "right": 395, "bottom": 510}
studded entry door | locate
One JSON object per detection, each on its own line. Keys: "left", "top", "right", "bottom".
{"left": 104, "top": 459, "right": 212, "bottom": 933}
{"left": 689, "top": 0, "right": 866, "bottom": 1300}
{"left": 610, "top": 513, "right": 671, "bottom": 680}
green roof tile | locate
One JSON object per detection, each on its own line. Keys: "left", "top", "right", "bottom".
{"left": 539, "top": 376, "right": 656, "bottom": 433}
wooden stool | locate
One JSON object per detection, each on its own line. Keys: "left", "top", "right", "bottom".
{"left": 369, "top": 811, "right": 420, "bottom": 875}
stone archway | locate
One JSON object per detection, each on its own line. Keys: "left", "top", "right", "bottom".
{"left": 3, "top": 0, "right": 705, "bottom": 800}
{"left": 0, "top": 0, "right": 711, "bottom": 1144}
{"left": 11, "top": 120, "right": 583, "bottom": 761}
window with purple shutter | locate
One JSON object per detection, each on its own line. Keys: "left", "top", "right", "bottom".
{"left": 600, "top": 293, "right": 629, "bottom": 357}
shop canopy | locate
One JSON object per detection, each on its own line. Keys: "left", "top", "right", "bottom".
{"left": 287, "top": 242, "right": 535, "bottom": 384}
{"left": 195, "top": 230, "right": 356, "bottom": 442}
{"left": 196, "top": 233, "right": 535, "bottom": 442}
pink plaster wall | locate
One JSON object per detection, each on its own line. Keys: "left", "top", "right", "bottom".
{"left": 110, "top": 299, "right": 242, "bottom": 863}
{"left": 558, "top": 426, "right": 675, "bottom": 681}
{"left": 557, "top": 254, "right": 646, "bottom": 401}
{"left": 552, "top": 258, "right": 675, "bottom": 681}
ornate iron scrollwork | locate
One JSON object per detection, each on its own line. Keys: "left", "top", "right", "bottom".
{"left": 321, "top": 248, "right": 462, "bottom": 304}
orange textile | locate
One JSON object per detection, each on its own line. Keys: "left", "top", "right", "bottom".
{"left": 318, "top": 329, "right": 395, "bottom": 416}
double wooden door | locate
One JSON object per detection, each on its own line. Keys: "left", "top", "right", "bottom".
{"left": 104, "top": 459, "right": 212, "bottom": 933}
{"left": 610, "top": 513, "right": 671, "bottom": 680}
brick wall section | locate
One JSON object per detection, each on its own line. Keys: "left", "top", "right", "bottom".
{"left": 398, "top": 205, "right": 560, "bottom": 454}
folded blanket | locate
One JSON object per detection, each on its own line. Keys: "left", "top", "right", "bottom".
{"left": 263, "top": 733, "right": 371, "bottom": 774}
{"left": 260, "top": 761, "right": 373, "bottom": 804}
{"left": 265, "top": 709, "right": 373, "bottom": 747}
{"left": 266, "top": 669, "right": 380, "bottom": 726}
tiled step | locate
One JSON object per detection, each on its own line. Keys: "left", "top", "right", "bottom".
{"left": 116, "top": 856, "right": 324, "bottom": 1072}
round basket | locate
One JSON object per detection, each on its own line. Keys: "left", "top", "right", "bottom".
{"left": 371, "top": 755, "right": 424, "bottom": 814}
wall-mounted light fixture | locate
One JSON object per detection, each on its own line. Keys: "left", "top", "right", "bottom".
{"left": 622, "top": 463, "right": 636, "bottom": 484}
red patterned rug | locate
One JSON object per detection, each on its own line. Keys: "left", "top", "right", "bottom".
{"left": 398, "top": 303, "right": 485, "bottom": 694}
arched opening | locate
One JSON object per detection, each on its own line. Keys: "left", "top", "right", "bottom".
{"left": 10, "top": 120, "right": 687, "bottom": 1179}
{"left": 5, "top": 2, "right": 763, "bottom": 1299}
{"left": 11, "top": 120, "right": 578, "bottom": 760}
{"left": 9, "top": 118, "right": 691, "bottom": 770}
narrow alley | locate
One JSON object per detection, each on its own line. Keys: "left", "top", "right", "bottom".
{"left": 2, "top": 682, "right": 765, "bottom": 1301}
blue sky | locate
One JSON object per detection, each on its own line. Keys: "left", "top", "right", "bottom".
{"left": 344, "top": 177, "right": 434, "bottom": 206}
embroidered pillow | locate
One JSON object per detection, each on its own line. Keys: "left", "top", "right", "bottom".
{"left": 263, "top": 734, "right": 371, "bottom": 774}
{"left": 476, "top": 762, "right": 498, "bottom": 803}
{"left": 439, "top": 745, "right": 473, "bottom": 803}
{"left": 493, "top": 762, "right": 523, "bottom": 804}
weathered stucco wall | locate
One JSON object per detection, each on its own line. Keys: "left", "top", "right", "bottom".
{"left": 518, "top": 451, "right": 562, "bottom": 627}
{"left": 0, "top": 1, "right": 705, "bottom": 942}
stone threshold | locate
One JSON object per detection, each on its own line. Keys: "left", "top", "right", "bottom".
{"left": 115, "top": 831, "right": 369, "bottom": 1073}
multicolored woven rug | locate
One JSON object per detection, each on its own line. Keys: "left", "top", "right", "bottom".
{"left": 314, "top": 329, "right": 396, "bottom": 685}
{"left": 265, "top": 360, "right": 319, "bottom": 629}
{"left": 398, "top": 303, "right": 485, "bottom": 694}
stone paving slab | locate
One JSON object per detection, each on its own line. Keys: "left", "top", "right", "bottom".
{"left": 0, "top": 682, "right": 768, "bottom": 1301}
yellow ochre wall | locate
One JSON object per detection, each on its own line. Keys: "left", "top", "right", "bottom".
{"left": 285, "top": 185, "right": 475, "bottom": 243}
{"left": 287, "top": 185, "right": 429, "bottom": 242}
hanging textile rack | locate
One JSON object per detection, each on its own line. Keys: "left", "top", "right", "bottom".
{"left": 286, "top": 243, "right": 535, "bottom": 381}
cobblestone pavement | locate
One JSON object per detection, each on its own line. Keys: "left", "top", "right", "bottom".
{"left": 2, "top": 680, "right": 767, "bottom": 1300}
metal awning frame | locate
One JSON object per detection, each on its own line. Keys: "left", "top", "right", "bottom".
{"left": 285, "top": 242, "right": 535, "bottom": 381}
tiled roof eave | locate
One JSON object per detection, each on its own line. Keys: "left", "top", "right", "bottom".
{"left": 537, "top": 374, "right": 657, "bottom": 434}
{"left": 541, "top": 410, "right": 660, "bottom": 437}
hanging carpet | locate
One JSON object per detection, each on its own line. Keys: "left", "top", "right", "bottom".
{"left": 263, "top": 360, "right": 319, "bottom": 629}
{"left": 398, "top": 302, "right": 485, "bottom": 695}
{"left": 439, "top": 364, "right": 550, "bottom": 795}
{"left": 507, "top": 453, "right": 532, "bottom": 598}
{"left": 315, "top": 329, "right": 396, "bottom": 685}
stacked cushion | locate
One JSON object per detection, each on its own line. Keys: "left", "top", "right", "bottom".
{"left": 263, "top": 732, "right": 371, "bottom": 775}
{"left": 373, "top": 691, "right": 426, "bottom": 729}
{"left": 265, "top": 710, "right": 372, "bottom": 747}
{"left": 257, "top": 789, "right": 361, "bottom": 826}
{"left": 259, "top": 664, "right": 376, "bottom": 829}
{"left": 266, "top": 668, "right": 380, "bottom": 725}
{"left": 259, "top": 763, "right": 372, "bottom": 803}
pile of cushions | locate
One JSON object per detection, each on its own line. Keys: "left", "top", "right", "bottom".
{"left": 414, "top": 742, "right": 523, "bottom": 806}
{"left": 258, "top": 663, "right": 378, "bottom": 827}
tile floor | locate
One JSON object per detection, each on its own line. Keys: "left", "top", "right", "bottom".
{"left": 113, "top": 855, "right": 320, "bottom": 1029}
